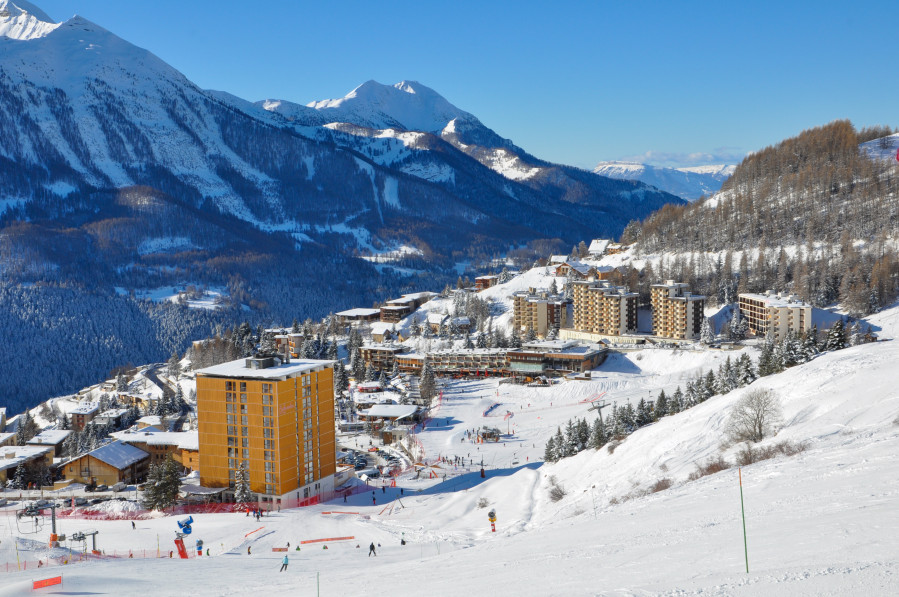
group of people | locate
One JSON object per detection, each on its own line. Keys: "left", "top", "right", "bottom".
{"left": 246, "top": 507, "right": 265, "bottom": 521}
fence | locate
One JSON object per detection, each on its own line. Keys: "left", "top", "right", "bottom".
{"left": 2, "top": 545, "right": 191, "bottom": 575}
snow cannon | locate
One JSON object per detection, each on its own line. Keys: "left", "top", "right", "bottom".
{"left": 177, "top": 516, "right": 193, "bottom": 535}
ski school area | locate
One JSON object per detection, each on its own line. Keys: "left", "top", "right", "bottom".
{"left": 1, "top": 329, "right": 898, "bottom": 595}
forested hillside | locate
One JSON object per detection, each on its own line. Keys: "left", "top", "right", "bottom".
{"left": 620, "top": 121, "right": 899, "bottom": 315}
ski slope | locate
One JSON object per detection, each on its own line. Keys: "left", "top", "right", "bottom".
{"left": 1, "top": 308, "right": 897, "bottom": 595}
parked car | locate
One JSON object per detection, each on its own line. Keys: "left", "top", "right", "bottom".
{"left": 111, "top": 482, "right": 126, "bottom": 492}
{"left": 74, "top": 497, "right": 87, "bottom": 506}
{"left": 95, "top": 484, "right": 108, "bottom": 492}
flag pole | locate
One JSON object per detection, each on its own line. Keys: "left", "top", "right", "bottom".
{"left": 739, "top": 468, "right": 749, "bottom": 573}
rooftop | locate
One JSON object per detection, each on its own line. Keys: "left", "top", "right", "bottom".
{"left": 196, "top": 356, "right": 333, "bottom": 380}
{"left": 74, "top": 440, "right": 149, "bottom": 470}
{"left": 361, "top": 404, "right": 419, "bottom": 420}
{"left": 27, "top": 429, "right": 72, "bottom": 445}
{"left": 112, "top": 429, "right": 199, "bottom": 451}
{"left": 70, "top": 403, "right": 99, "bottom": 415}
{"left": 335, "top": 308, "right": 381, "bottom": 317}
{"left": 739, "top": 291, "right": 810, "bottom": 309}
{"left": 0, "top": 445, "right": 53, "bottom": 472}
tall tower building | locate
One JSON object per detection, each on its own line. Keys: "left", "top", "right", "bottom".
{"left": 650, "top": 280, "right": 705, "bottom": 340}
{"left": 196, "top": 354, "right": 335, "bottom": 509}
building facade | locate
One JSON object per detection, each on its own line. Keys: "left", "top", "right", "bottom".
{"left": 512, "top": 288, "right": 568, "bottom": 338}
{"left": 571, "top": 280, "right": 638, "bottom": 336}
{"left": 196, "top": 355, "right": 336, "bottom": 508}
{"left": 651, "top": 280, "right": 705, "bottom": 340}
{"left": 738, "top": 292, "right": 813, "bottom": 341}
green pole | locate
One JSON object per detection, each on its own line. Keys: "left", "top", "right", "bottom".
{"left": 739, "top": 468, "right": 749, "bottom": 573}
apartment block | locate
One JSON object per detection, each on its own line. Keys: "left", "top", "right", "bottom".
{"left": 196, "top": 354, "right": 336, "bottom": 508}
{"left": 738, "top": 291, "right": 812, "bottom": 341}
{"left": 512, "top": 287, "right": 568, "bottom": 338}
{"left": 650, "top": 280, "right": 705, "bottom": 340}
{"left": 571, "top": 280, "right": 638, "bottom": 336}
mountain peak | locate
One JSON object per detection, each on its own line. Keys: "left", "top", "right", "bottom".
{"left": 0, "top": 0, "right": 59, "bottom": 39}
{"left": 306, "top": 79, "right": 475, "bottom": 134}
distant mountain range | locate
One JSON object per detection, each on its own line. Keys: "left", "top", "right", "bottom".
{"left": 0, "top": 0, "right": 683, "bottom": 408}
{"left": 593, "top": 161, "right": 735, "bottom": 201}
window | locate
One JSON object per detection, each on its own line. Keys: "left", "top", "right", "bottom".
{"left": 240, "top": 382, "right": 247, "bottom": 392}
{"left": 226, "top": 404, "right": 235, "bottom": 414}
{"left": 241, "top": 437, "right": 249, "bottom": 448}
{"left": 242, "top": 449, "right": 249, "bottom": 459}
{"left": 228, "top": 447, "right": 238, "bottom": 458}
{"left": 228, "top": 469, "right": 236, "bottom": 480}
{"left": 226, "top": 415, "right": 236, "bottom": 424}
{"left": 241, "top": 416, "right": 248, "bottom": 425}
{"left": 302, "top": 375, "right": 311, "bottom": 386}
{"left": 227, "top": 426, "right": 237, "bottom": 436}
{"left": 227, "top": 437, "right": 237, "bottom": 447}
{"left": 240, "top": 404, "right": 248, "bottom": 414}
{"left": 262, "top": 383, "right": 273, "bottom": 393}
{"left": 263, "top": 417, "right": 273, "bottom": 428}
{"left": 264, "top": 462, "right": 274, "bottom": 472}
{"left": 264, "top": 484, "right": 275, "bottom": 495}
{"left": 226, "top": 381, "right": 235, "bottom": 391}
{"left": 264, "top": 439, "right": 276, "bottom": 450}
{"left": 240, "top": 393, "right": 247, "bottom": 403}
{"left": 228, "top": 458, "right": 236, "bottom": 469}
{"left": 262, "top": 395, "right": 272, "bottom": 405}
{"left": 302, "top": 387, "right": 312, "bottom": 398}
{"left": 262, "top": 406, "right": 272, "bottom": 416}
{"left": 241, "top": 427, "right": 248, "bottom": 436}
{"left": 265, "top": 473, "right": 275, "bottom": 483}
{"left": 263, "top": 428, "right": 274, "bottom": 438}
{"left": 226, "top": 392, "right": 235, "bottom": 402}
{"left": 264, "top": 451, "right": 275, "bottom": 461}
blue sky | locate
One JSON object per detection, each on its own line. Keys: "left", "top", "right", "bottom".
{"left": 36, "top": 0, "right": 899, "bottom": 169}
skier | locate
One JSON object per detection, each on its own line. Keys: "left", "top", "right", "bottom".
{"left": 247, "top": 546, "right": 251, "bottom": 555}
{"left": 279, "top": 554, "right": 289, "bottom": 572}
{"left": 131, "top": 521, "right": 135, "bottom": 530}
{"left": 368, "top": 542, "right": 376, "bottom": 557}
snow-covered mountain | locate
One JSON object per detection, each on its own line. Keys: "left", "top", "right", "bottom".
{"left": 594, "top": 160, "right": 736, "bottom": 201}
{"left": 0, "top": 0, "right": 56, "bottom": 39}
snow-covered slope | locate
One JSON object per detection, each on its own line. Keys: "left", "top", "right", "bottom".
{"left": 594, "top": 160, "right": 736, "bottom": 201}
{"left": 2, "top": 304, "right": 897, "bottom": 595}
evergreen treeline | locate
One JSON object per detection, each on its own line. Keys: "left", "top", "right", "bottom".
{"left": 545, "top": 324, "right": 860, "bottom": 463}
{"left": 620, "top": 121, "right": 899, "bottom": 315}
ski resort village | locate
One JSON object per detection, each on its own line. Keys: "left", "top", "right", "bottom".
{"left": 1, "top": 238, "right": 897, "bottom": 596}
{"left": 2, "top": 1, "right": 899, "bottom": 595}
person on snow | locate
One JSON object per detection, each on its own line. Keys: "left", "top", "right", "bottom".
{"left": 131, "top": 521, "right": 135, "bottom": 530}
{"left": 368, "top": 542, "right": 376, "bottom": 557}
{"left": 247, "top": 546, "right": 251, "bottom": 555}
{"left": 280, "top": 554, "right": 289, "bottom": 572}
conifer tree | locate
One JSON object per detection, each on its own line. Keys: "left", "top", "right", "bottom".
{"left": 700, "top": 317, "right": 715, "bottom": 345}
{"left": 654, "top": 390, "right": 669, "bottom": 420}
{"left": 142, "top": 455, "right": 182, "bottom": 511}
{"left": 670, "top": 387, "right": 684, "bottom": 414}
{"left": 825, "top": 320, "right": 848, "bottom": 351}
{"left": 234, "top": 462, "right": 252, "bottom": 504}
{"left": 544, "top": 436, "right": 557, "bottom": 462}
{"left": 589, "top": 417, "right": 608, "bottom": 449}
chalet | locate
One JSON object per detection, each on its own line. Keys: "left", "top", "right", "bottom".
{"left": 27, "top": 429, "right": 73, "bottom": 457}
{"left": 380, "top": 292, "right": 437, "bottom": 322}
{"left": 0, "top": 432, "right": 16, "bottom": 448}
{"left": 70, "top": 403, "right": 100, "bottom": 431}
{"left": 475, "top": 275, "right": 499, "bottom": 291}
{"left": 93, "top": 408, "right": 130, "bottom": 429}
{"left": 62, "top": 441, "right": 149, "bottom": 486}
{"left": 357, "top": 404, "right": 421, "bottom": 445}
{"left": 369, "top": 322, "right": 404, "bottom": 343}
{"left": 112, "top": 429, "right": 199, "bottom": 473}
{"left": 606, "top": 242, "right": 627, "bottom": 255}
{"left": 549, "top": 255, "right": 568, "bottom": 264}
{"left": 426, "top": 348, "right": 510, "bottom": 377}
{"left": 0, "top": 445, "right": 54, "bottom": 484}
{"left": 359, "top": 343, "right": 409, "bottom": 372}
{"left": 587, "top": 239, "right": 611, "bottom": 258}
{"left": 136, "top": 415, "right": 164, "bottom": 430}
{"left": 427, "top": 312, "right": 449, "bottom": 333}
{"left": 396, "top": 353, "right": 425, "bottom": 375}
{"left": 379, "top": 304, "right": 412, "bottom": 323}
{"left": 554, "top": 261, "right": 597, "bottom": 280}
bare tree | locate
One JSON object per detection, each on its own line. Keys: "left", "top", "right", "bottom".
{"left": 725, "top": 389, "right": 783, "bottom": 443}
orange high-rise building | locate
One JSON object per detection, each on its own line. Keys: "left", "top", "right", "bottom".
{"left": 196, "top": 354, "right": 335, "bottom": 508}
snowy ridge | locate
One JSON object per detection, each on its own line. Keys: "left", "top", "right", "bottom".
{"left": 0, "top": 0, "right": 58, "bottom": 39}
{"left": 594, "top": 160, "right": 735, "bottom": 201}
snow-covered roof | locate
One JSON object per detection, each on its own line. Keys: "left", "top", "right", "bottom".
{"left": 588, "top": 239, "right": 611, "bottom": 254}
{"left": 559, "top": 261, "right": 595, "bottom": 275}
{"left": 196, "top": 357, "right": 332, "bottom": 380}
{"left": 369, "top": 322, "right": 398, "bottom": 335}
{"left": 336, "top": 308, "right": 380, "bottom": 317}
{"left": 96, "top": 408, "right": 129, "bottom": 419}
{"left": 451, "top": 317, "right": 471, "bottom": 326}
{"left": 137, "top": 415, "right": 162, "bottom": 426}
{"left": 361, "top": 404, "right": 418, "bottom": 420}
{"left": 360, "top": 343, "right": 407, "bottom": 353}
{"left": 427, "top": 313, "right": 448, "bottom": 325}
{"left": 0, "top": 432, "right": 15, "bottom": 444}
{"left": 27, "top": 429, "right": 72, "bottom": 446}
{"left": 81, "top": 441, "right": 149, "bottom": 470}
{"left": 112, "top": 429, "right": 199, "bottom": 451}
{"left": 401, "top": 291, "right": 437, "bottom": 301}
{"left": 0, "top": 445, "right": 53, "bottom": 473}
{"left": 356, "top": 381, "right": 383, "bottom": 391}
{"left": 475, "top": 275, "right": 499, "bottom": 281}
{"left": 71, "top": 403, "right": 99, "bottom": 415}
{"left": 739, "top": 292, "right": 810, "bottom": 309}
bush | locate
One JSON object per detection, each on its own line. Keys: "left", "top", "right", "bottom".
{"left": 687, "top": 456, "right": 732, "bottom": 481}
{"left": 547, "top": 475, "right": 567, "bottom": 502}
{"left": 477, "top": 497, "right": 489, "bottom": 509}
{"left": 649, "top": 478, "right": 672, "bottom": 493}
{"left": 725, "top": 389, "right": 783, "bottom": 444}
{"left": 606, "top": 439, "right": 621, "bottom": 454}
{"left": 736, "top": 440, "right": 807, "bottom": 465}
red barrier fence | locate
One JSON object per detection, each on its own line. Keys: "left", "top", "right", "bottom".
{"left": 33, "top": 575, "right": 62, "bottom": 589}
